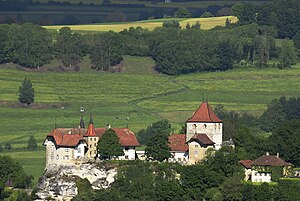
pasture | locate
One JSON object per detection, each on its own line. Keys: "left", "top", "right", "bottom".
{"left": 0, "top": 56, "right": 299, "bottom": 183}
{"left": 44, "top": 16, "right": 238, "bottom": 32}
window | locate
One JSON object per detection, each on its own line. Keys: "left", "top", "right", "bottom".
{"left": 90, "top": 151, "right": 92, "bottom": 155}
{"left": 195, "top": 145, "right": 199, "bottom": 148}
{"left": 125, "top": 147, "right": 129, "bottom": 151}
{"left": 125, "top": 155, "right": 129, "bottom": 159}
{"left": 94, "top": 150, "right": 97, "bottom": 154}
{"left": 204, "top": 124, "right": 207, "bottom": 128}
{"left": 90, "top": 144, "right": 92, "bottom": 148}
{"left": 77, "top": 148, "right": 81, "bottom": 153}
{"left": 94, "top": 143, "right": 96, "bottom": 147}
{"left": 194, "top": 150, "right": 199, "bottom": 155}
{"left": 94, "top": 138, "right": 96, "bottom": 141}
{"left": 56, "top": 155, "right": 59, "bottom": 160}
{"left": 65, "top": 155, "right": 69, "bottom": 160}
{"left": 65, "top": 148, "right": 69, "bottom": 152}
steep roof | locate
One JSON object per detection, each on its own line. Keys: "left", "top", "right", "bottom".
{"left": 84, "top": 114, "right": 97, "bottom": 137}
{"left": 187, "top": 102, "right": 222, "bottom": 123}
{"left": 187, "top": 133, "right": 215, "bottom": 145}
{"left": 94, "top": 128, "right": 140, "bottom": 147}
{"left": 46, "top": 127, "right": 140, "bottom": 147}
{"left": 168, "top": 134, "right": 189, "bottom": 152}
{"left": 47, "top": 128, "right": 86, "bottom": 147}
{"left": 252, "top": 155, "right": 291, "bottom": 166}
{"left": 239, "top": 160, "right": 253, "bottom": 169}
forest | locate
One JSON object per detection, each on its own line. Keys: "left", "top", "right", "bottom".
{"left": 0, "top": 0, "right": 298, "bottom": 75}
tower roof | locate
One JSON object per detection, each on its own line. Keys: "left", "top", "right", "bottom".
{"left": 187, "top": 102, "right": 222, "bottom": 123}
{"left": 84, "top": 114, "right": 96, "bottom": 137}
{"left": 79, "top": 115, "right": 85, "bottom": 129}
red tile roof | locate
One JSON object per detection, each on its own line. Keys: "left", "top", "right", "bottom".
{"left": 47, "top": 128, "right": 86, "bottom": 147}
{"left": 84, "top": 122, "right": 97, "bottom": 137}
{"left": 47, "top": 127, "right": 140, "bottom": 147}
{"left": 239, "top": 160, "right": 252, "bottom": 169}
{"left": 187, "top": 133, "right": 215, "bottom": 145}
{"left": 252, "top": 155, "right": 291, "bottom": 166}
{"left": 95, "top": 128, "right": 140, "bottom": 147}
{"left": 168, "top": 134, "right": 189, "bottom": 152}
{"left": 187, "top": 102, "right": 222, "bottom": 123}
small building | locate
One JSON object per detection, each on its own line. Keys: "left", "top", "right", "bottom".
{"left": 239, "top": 160, "right": 253, "bottom": 181}
{"left": 187, "top": 134, "right": 215, "bottom": 165}
{"left": 168, "top": 134, "right": 189, "bottom": 163}
{"left": 240, "top": 153, "right": 292, "bottom": 183}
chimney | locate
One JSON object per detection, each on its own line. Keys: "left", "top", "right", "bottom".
{"left": 106, "top": 124, "right": 111, "bottom": 130}
{"left": 277, "top": 153, "right": 279, "bottom": 158}
{"left": 266, "top": 152, "right": 269, "bottom": 156}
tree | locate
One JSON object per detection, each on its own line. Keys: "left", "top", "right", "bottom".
{"left": 27, "top": 135, "right": 37, "bottom": 150}
{"left": 6, "top": 23, "right": 52, "bottom": 68}
{"left": 269, "top": 119, "right": 300, "bottom": 166}
{"left": 97, "top": 129, "right": 123, "bottom": 160}
{"left": 162, "top": 20, "right": 181, "bottom": 29}
{"left": 90, "top": 32, "right": 123, "bottom": 71}
{"left": 145, "top": 133, "right": 170, "bottom": 162}
{"left": 200, "top": 11, "right": 214, "bottom": 18}
{"left": 0, "top": 156, "right": 33, "bottom": 188}
{"left": 259, "top": 98, "right": 287, "bottom": 132}
{"left": 18, "top": 78, "right": 34, "bottom": 105}
{"left": 55, "top": 27, "right": 86, "bottom": 67}
{"left": 137, "top": 120, "right": 171, "bottom": 145}
{"left": 278, "top": 39, "right": 297, "bottom": 68}
{"left": 173, "top": 8, "right": 192, "bottom": 18}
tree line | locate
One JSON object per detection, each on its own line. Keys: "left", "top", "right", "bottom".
{"left": 0, "top": 14, "right": 298, "bottom": 75}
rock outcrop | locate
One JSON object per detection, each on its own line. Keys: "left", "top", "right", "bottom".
{"left": 35, "top": 162, "right": 117, "bottom": 200}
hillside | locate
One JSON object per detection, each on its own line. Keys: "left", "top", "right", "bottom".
{"left": 0, "top": 56, "right": 299, "bottom": 182}
{"left": 44, "top": 16, "right": 238, "bottom": 32}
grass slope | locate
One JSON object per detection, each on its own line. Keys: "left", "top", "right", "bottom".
{"left": 44, "top": 16, "right": 238, "bottom": 32}
{"left": 0, "top": 56, "right": 299, "bottom": 183}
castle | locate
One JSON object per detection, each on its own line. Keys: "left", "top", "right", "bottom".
{"left": 168, "top": 101, "right": 225, "bottom": 165}
{"left": 44, "top": 101, "right": 226, "bottom": 166}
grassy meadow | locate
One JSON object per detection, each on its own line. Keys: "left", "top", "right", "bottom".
{"left": 44, "top": 16, "right": 238, "bottom": 32}
{"left": 0, "top": 56, "right": 299, "bottom": 184}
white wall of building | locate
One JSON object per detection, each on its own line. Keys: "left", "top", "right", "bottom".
{"left": 74, "top": 142, "right": 87, "bottom": 159}
{"left": 118, "top": 147, "right": 136, "bottom": 160}
{"left": 170, "top": 151, "right": 188, "bottom": 163}
{"left": 251, "top": 170, "right": 271, "bottom": 182}
{"left": 186, "top": 122, "right": 223, "bottom": 149}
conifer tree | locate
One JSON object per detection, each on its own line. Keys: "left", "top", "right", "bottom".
{"left": 18, "top": 78, "right": 34, "bottom": 105}
{"left": 27, "top": 135, "right": 38, "bottom": 150}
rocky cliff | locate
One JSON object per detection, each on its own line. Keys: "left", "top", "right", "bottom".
{"left": 35, "top": 162, "right": 117, "bottom": 200}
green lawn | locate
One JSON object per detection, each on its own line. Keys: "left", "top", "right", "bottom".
{"left": 0, "top": 56, "right": 299, "bottom": 184}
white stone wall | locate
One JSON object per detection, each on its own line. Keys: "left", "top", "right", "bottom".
{"left": 186, "top": 122, "right": 223, "bottom": 150}
{"left": 74, "top": 142, "right": 87, "bottom": 159}
{"left": 45, "top": 139, "right": 86, "bottom": 166}
{"left": 170, "top": 151, "right": 188, "bottom": 163}
{"left": 251, "top": 170, "right": 271, "bottom": 182}
{"left": 118, "top": 147, "right": 136, "bottom": 160}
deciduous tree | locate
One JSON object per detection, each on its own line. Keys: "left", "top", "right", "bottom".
{"left": 97, "top": 129, "right": 123, "bottom": 160}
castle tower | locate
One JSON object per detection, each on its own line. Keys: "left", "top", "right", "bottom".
{"left": 84, "top": 114, "right": 99, "bottom": 158}
{"left": 186, "top": 102, "right": 223, "bottom": 150}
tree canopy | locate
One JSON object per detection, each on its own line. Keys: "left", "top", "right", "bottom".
{"left": 18, "top": 78, "right": 34, "bottom": 105}
{"left": 97, "top": 129, "right": 123, "bottom": 159}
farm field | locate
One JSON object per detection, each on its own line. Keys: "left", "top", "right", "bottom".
{"left": 44, "top": 16, "right": 238, "bottom": 32}
{"left": 0, "top": 56, "right": 299, "bottom": 183}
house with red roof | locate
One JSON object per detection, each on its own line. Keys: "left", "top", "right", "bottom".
{"left": 44, "top": 115, "right": 140, "bottom": 166}
{"left": 168, "top": 134, "right": 189, "bottom": 163}
{"left": 239, "top": 153, "right": 292, "bottom": 182}
{"left": 168, "top": 101, "right": 224, "bottom": 165}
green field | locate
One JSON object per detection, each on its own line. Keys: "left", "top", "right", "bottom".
{"left": 44, "top": 16, "right": 238, "bottom": 32}
{"left": 0, "top": 56, "right": 299, "bottom": 184}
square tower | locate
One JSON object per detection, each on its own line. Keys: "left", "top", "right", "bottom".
{"left": 186, "top": 102, "right": 223, "bottom": 150}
